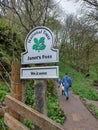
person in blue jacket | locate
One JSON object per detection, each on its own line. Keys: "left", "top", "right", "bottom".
{"left": 62, "top": 73, "right": 72, "bottom": 100}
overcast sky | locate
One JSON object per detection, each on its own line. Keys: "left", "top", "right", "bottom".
{"left": 56, "top": 0, "right": 82, "bottom": 14}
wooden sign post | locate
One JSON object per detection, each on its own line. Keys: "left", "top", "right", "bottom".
{"left": 8, "top": 60, "right": 23, "bottom": 130}
{"left": 20, "top": 26, "right": 59, "bottom": 130}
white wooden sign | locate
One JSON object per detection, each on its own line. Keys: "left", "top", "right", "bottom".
{"left": 21, "top": 26, "right": 59, "bottom": 64}
{"left": 20, "top": 66, "right": 59, "bottom": 79}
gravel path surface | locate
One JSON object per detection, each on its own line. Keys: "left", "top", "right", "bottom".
{"left": 57, "top": 87, "right": 98, "bottom": 130}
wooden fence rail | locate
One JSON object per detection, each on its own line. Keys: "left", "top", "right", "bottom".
{"left": 4, "top": 113, "right": 29, "bottom": 130}
{"left": 4, "top": 95, "right": 65, "bottom": 130}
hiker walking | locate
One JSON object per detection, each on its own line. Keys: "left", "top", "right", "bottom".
{"left": 62, "top": 73, "right": 72, "bottom": 100}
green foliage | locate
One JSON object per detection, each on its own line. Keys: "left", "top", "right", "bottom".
{"left": 0, "top": 90, "right": 7, "bottom": 102}
{"left": 0, "top": 19, "right": 13, "bottom": 66}
{"left": 47, "top": 82, "right": 66, "bottom": 124}
{"left": 88, "top": 103, "right": 98, "bottom": 118}
{"left": 72, "top": 85, "right": 98, "bottom": 100}
{"left": 0, "top": 82, "right": 9, "bottom": 129}
{"left": 0, "top": 18, "right": 24, "bottom": 72}
{"left": 0, "top": 81, "right": 9, "bottom": 101}
{"left": 89, "top": 66, "right": 98, "bottom": 80}
{"left": 25, "top": 81, "right": 34, "bottom": 107}
{"left": 0, "top": 82, "right": 9, "bottom": 92}
{"left": 24, "top": 119, "right": 34, "bottom": 130}
{"left": 72, "top": 70, "right": 98, "bottom": 100}
{"left": 47, "top": 94, "right": 66, "bottom": 124}
{"left": 47, "top": 79, "right": 56, "bottom": 97}
{"left": 0, "top": 118, "right": 8, "bottom": 130}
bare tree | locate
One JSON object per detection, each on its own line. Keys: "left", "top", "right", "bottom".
{"left": 0, "top": 0, "right": 51, "bottom": 33}
{"left": 60, "top": 14, "right": 97, "bottom": 74}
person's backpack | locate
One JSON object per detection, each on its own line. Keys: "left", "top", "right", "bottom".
{"left": 60, "top": 83, "right": 64, "bottom": 95}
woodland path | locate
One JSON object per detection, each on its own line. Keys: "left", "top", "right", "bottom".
{"left": 57, "top": 87, "right": 98, "bottom": 130}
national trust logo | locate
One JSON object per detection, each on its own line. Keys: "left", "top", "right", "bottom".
{"left": 32, "top": 37, "right": 46, "bottom": 52}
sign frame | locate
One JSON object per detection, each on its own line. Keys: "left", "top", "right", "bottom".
{"left": 21, "top": 26, "right": 59, "bottom": 64}
{"left": 20, "top": 66, "right": 59, "bottom": 79}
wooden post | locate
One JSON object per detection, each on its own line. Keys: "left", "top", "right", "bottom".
{"left": 33, "top": 79, "right": 47, "bottom": 130}
{"left": 8, "top": 60, "right": 23, "bottom": 130}
{"left": 34, "top": 79, "right": 47, "bottom": 114}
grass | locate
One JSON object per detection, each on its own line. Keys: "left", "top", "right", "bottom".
{"left": 88, "top": 103, "right": 98, "bottom": 118}
{"left": 58, "top": 62, "right": 98, "bottom": 101}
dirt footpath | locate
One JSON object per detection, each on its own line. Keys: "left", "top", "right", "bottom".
{"left": 57, "top": 87, "right": 98, "bottom": 130}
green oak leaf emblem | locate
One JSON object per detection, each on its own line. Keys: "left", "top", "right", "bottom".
{"left": 32, "top": 37, "right": 46, "bottom": 51}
